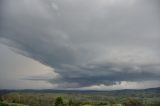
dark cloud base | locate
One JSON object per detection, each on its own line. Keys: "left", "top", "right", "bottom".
{"left": 0, "top": 0, "right": 160, "bottom": 88}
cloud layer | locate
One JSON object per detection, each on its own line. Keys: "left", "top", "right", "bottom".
{"left": 0, "top": 0, "right": 160, "bottom": 89}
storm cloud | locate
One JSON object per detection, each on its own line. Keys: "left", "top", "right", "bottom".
{"left": 0, "top": 0, "right": 160, "bottom": 89}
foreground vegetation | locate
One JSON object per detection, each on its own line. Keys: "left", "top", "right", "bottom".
{"left": 0, "top": 101, "right": 28, "bottom": 106}
{"left": 0, "top": 88, "right": 159, "bottom": 106}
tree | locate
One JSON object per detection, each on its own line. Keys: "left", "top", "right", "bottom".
{"left": 109, "top": 100, "right": 116, "bottom": 106}
{"left": 0, "top": 102, "right": 9, "bottom": 106}
{"left": 123, "top": 98, "right": 143, "bottom": 106}
{"left": 68, "top": 99, "right": 75, "bottom": 106}
{"left": 0, "top": 96, "right": 3, "bottom": 102}
{"left": 54, "top": 97, "right": 63, "bottom": 106}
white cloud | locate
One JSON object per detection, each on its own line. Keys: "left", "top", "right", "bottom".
{"left": 81, "top": 81, "right": 160, "bottom": 90}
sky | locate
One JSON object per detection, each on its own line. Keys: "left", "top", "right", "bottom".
{"left": 0, "top": 0, "right": 160, "bottom": 90}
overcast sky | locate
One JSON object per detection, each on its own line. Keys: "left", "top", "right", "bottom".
{"left": 0, "top": 0, "right": 160, "bottom": 90}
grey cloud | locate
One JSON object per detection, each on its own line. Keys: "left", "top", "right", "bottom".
{"left": 0, "top": 0, "right": 160, "bottom": 88}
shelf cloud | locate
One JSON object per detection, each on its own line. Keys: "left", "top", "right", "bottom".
{"left": 0, "top": 0, "right": 160, "bottom": 89}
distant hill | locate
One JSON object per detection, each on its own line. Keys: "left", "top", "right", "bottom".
{"left": 0, "top": 87, "right": 160, "bottom": 96}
